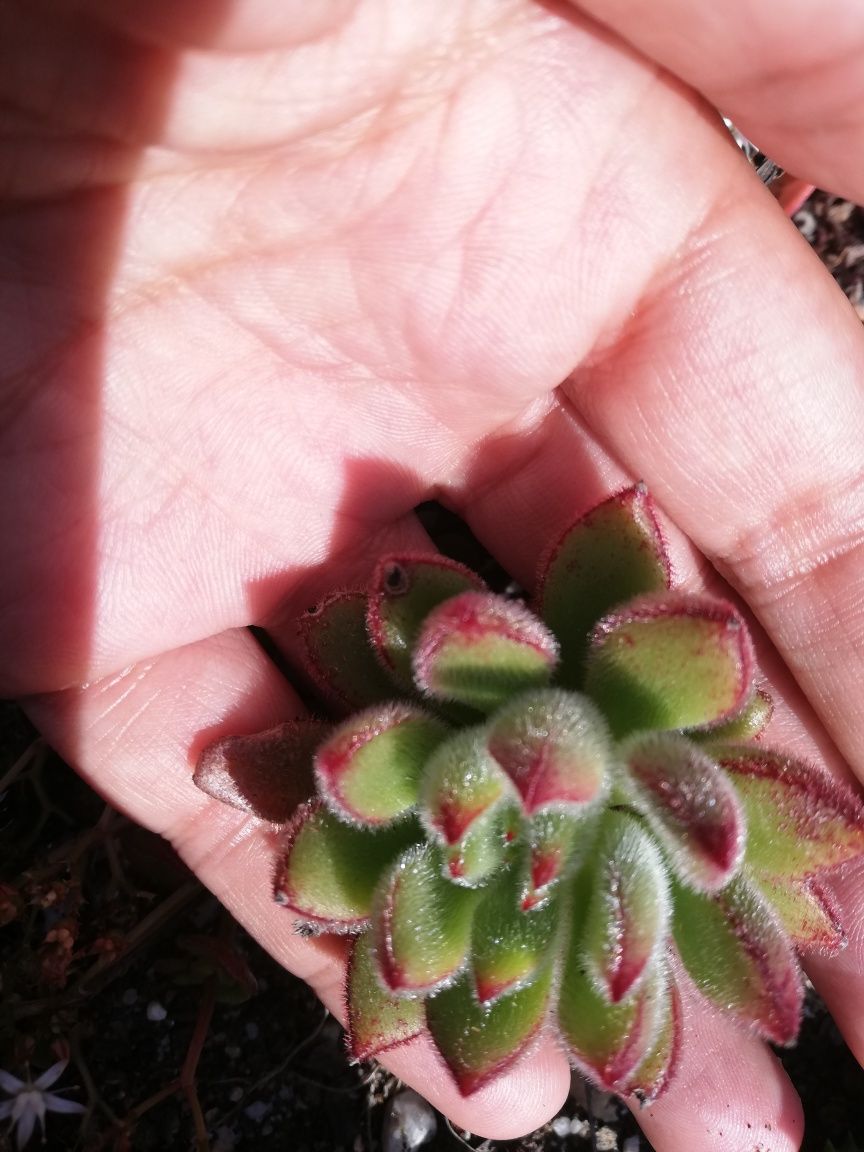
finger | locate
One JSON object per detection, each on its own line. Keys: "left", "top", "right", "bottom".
{"left": 571, "top": 0, "right": 864, "bottom": 202}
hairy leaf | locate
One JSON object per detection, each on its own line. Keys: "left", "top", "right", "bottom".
{"left": 522, "top": 808, "right": 589, "bottom": 909}
{"left": 623, "top": 975, "right": 682, "bottom": 1103}
{"left": 487, "top": 688, "right": 611, "bottom": 814}
{"left": 299, "top": 591, "right": 396, "bottom": 710}
{"left": 372, "top": 844, "right": 478, "bottom": 993}
{"left": 421, "top": 728, "right": 514, "bottom": 845}
{"left": 691, "top": 687, "right": 773, "bottom": 745}
{"left": 672, "top": 875, "right": 803, "bottom": 1044}
{"left": 442, "top": 800, "right": 522, "bottom": 888}
{"left": 427, "top": 963, "right": 553, "bottom": 1094}
{"left": 471, "top": 867, "right": 559, "bottom": 1004}
{"left": 584, "top": 593, "right": 755, "bottom": 737}
{"left": 583, "top": 813, "right": 670, "bottom": 1003}
{"left": 194, "top": 718, "right": 328, "bottom": 823}
{"left": 536, "top": 485, "right": 671, "bottom": 688}
{"left": 621, "top": 732, "right": 745, "bottom": 892}
{"left": 755, "top": 875, "right": 845, "bottom": 955}
{"left": 413, "top": 592, "right": 558, "bottom": 712}
{"left": 367, "top": 553, "right": 485, "bottom": 691}
{"left": 315, "top": 702, "right": 447, "bottom": 825}
{"left": 273, "top": 802, "right": 420, "bottom": 929}
{"left": 347, "top": 932, "right": 425, "bottom": 1060}
{"left": 718, "top": 747, "right": 864, "bottom": 879}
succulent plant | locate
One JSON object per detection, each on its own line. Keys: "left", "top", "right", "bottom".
{"left": 194, "top": 486, "right": 864, "bottom": 1101}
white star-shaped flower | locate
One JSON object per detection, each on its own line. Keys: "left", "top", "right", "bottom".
{"left": 0, "top": 1059, "right": 86, "bottom": 1150}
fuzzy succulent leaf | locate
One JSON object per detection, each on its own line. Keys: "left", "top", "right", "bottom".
{"left": 584, "top": 592, "right": 755, "bottom": 737}
{"left": 690, "top": 688, "right": 773, "bottom": 745}
{"left": 523, "top": 808, "right": 588, "bottom": 909}
{"left": 620, "top": 732, "right": 745, "bottom": 892}
{"left": 583, "top": 812, "right": 671, "bottom": 1003}
{"left": 536, "top": 485, "right": 671, "bottom": 688}
{"left": 671, "top": 875, "right": 803, "bottom": 1044}
{"left": 299, "top": 591, "right": 397, "bottom": 710}
{"left": 486, "top": 688, "right": 611, "bottom": 814}
{"left": 559, "top": 886, "right": 671, "bottom": 1096}
{"left": 470, "top": 866, "right": 559, "bottom": 1004}
{"left": 367, "top": 554, "right": 486, "bottom": 692}
{"left": 754, "top": 875, "right": 845, "bottom": 955}
{"left": 347, "top": 931, "right": 425, "bottom": 1060}
{"left": 314, "top": 703, "right": 448, "bottom": 826}
{"left": 442, "top": 801, "right": 523, "bottom": 887}
{"left": 622, "top": 976, "right": 682, "bottom": 1103}
{"left": 273, "top": 802, "right": 420, "bottom": 929}
{"left": 412, "top": 592, "right": 559, "bottom": 713}
{"left": 194, "top": 719, "right": 328, "bottom": 824}
{"left": 717, "top": 747, "right": 864, "bottom": 879}
{"left": 372, "top": 843, "right": 478, "bottom": 994}
{"left": 421, "top": 728, "right": 514, "bottom": 844}
{"left": 426, "top": 963, "right": 554, "bottom": 1094}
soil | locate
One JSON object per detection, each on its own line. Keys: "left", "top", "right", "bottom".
{"left": 1, "top": 188, "right": 863, "bottom": 1152}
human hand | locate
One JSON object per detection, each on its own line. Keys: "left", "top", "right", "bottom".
{"left": 6, "top": 1, "right": 864, "bottom": 1145}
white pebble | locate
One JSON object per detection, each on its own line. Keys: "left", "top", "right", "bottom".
{"left": 146, "top": 1001, "right": 167, "bottom": 1022}
{"left": 382, "top": 1089, "right": 437, "bottom": 1151}
{"left": 623, "top": 1137, "right": 641, "bottom": 1152}
{"left": 551, "top": 1115, "right": 571, "bottom": 1138}
{"left": 595, "top": 1126, "right": 617, "bottom": 1151}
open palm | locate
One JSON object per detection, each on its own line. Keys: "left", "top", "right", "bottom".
{"left": 6, "top": 1, "right": 864, "bottom": 1146}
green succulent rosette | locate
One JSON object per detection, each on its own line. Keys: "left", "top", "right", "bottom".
{"left": 195, "top": 486, "right": 864, "bottom": 1100}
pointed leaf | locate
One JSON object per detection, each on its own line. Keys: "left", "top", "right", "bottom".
{"left": 194, "top": 719, "right": 328, "bottom": 823}
{"left": 413, "top": 592, "right": 558, "bottom": 713}
{"left": 442, "top": 800, "right": 522, "bottom": 888}
{"left": 299, "top": 591, "right": 396, "bottom": 710}
{"left": 273, "top": 802, "right": 420, "bottom": 929}
{"left": 536, "top": 485, "right": 671, "bottom": 688}
{"left": 584, "top": 593, "right": 755, "bottom": 737}
{"left": 372, "top": 843, "right": 478, "bottom": 993}
{"left": 671, "top": 875, "right": 803, "bottom": 1044}
{"left": 718, "top": 747, "right": 864, "bottom": 879}
{"left": 755, "top": 875, "right": 845, "bottom": 955}
{"left": 427, "top": 963, "right": 553, "bottom": 1095}
{"left": 367, "top": 553, "right": 486, "bottom": 691}
{"left": 315, "top": 703, "right": 448, "bottom": 826}
{"left": 623, "top": 975, "right": 682, "bottom": 1103}
{"left": 621, "top": 732, "right": 745, "bottom": 892}
{"left": 691, "top": 688, "right": 773, "bottom": 745}
{"left": 486, "top": 688, "right": 611, "bottom": 814}
{"left": 471, "top": 867, "right": 559, "bottom": 1004}
{"left": 523, "top": 808, "right": 589, "bottom": 909}
{"left": 583, "top": 813, "right": 670, "bottom": 1003}
{"left": 347, "top": 932, "right": 425, "bottom": 1060}
{"left": 420, "top": 728, "right": 514, "bottom": 845}
{"left": 559, "top": 869, "right": 670, "bottom": 1093}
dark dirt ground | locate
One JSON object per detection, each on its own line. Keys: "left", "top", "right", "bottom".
{"left": 2, "top": 188, "right": 864, "bottom": 1152}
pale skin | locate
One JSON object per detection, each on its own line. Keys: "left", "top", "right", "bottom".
{"left": 5, "top": 0, "right": 864, "bottom": 1145}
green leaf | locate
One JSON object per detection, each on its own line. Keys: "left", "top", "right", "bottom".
{"left": 194, "top": 718, "right": 328, "bottom": 824}
{"left": 718, "top": 747, "right": 864, "bottom": 879}
{"left": 420, "top": 728, "right": 514, "bottom": 845}
{"left": 372, "top": 843, "right": 478, "bottom": 993}
{"left": 671, "top": 874, "right": 803, "bottom": 1044}
{"left": 622, "top": 976, "right": 682, "bottom": 1103}
{"left": 486, "top": 688, "right": 611, "bottom": 814}
{"left": 346, "top": 932, "right": 425, "bottom": 1060}
{"left": 754, "top": 874, "right": 845, "bottom": 955}
{"left": 367, "top": 553, "right": 485, "bottom": 691}
{"left": 523, "top": 808, "right": 591, "bottom": 909}
{"left": 583, "top": 813, "right": 670, "bottom": 1003}
{"left": 620, "top": 732, "right": 744, "bottom": 892}
{"left": 470, "top": 867, "right": 559, "bottom": 1004}
{"left": 584, "top": 592, "right": 755, "bottom": 737}
{"left": 273, "top": 802, "right": 420, "bottom": 929}
{"left": 299, "top": 591, "right": 397, "bottom": 710}
{"left": 413, "top": 592, "right": 558, "bottom": 713}
{"left": 427, "top": 963, "right": 554, "bottom": 1095}
{"left": 441, "top": 800, "right": 523, "bottom": 888}
{"left": 559, "top": 869, "right": 670, "bottom": 1093}
{"left": 535, "top": 485, "right": 671, "bottom": 688}
{"left": 690, "top": 687, "right": 773, "bottom": 745}
{"left": 315, "top": 703, "right": 448, "bottom": 825}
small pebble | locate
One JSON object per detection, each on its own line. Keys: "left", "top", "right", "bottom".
{"left": 225, "top": 1045, "right": 241, "bottom": 1060}
{"left": 244, "top": 1100, "right": 271, "bottom": 1123}
{"left": 595, "top": 1126, "right": 617, "bottom": 1151}
{"left": 381, "top": 1088, "right": 437, "bottom": 1151}
{"left": 623, "top": 1136, "right": 641, "bottom": 1152}
{"left": 146, "top": 1001, "right": 167, "bottom": 1022}
{"left": 229, "top": 1086, "right": 243, "bottom": 1103}
{"left": 551, "top": 1115, "right": 571, "bottom": 1138}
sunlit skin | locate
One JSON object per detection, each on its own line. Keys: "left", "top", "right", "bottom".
{"left": 5, "top": 1, "right": 864, "bottom": 1145}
